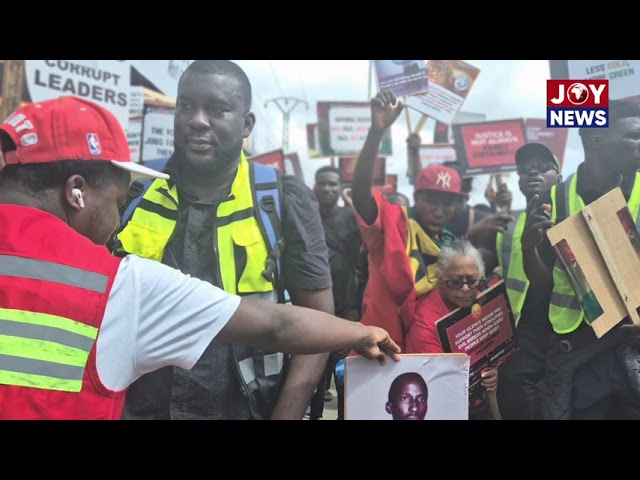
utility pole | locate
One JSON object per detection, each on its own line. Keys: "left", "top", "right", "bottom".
{"left": 0, "top": 60, "right": 26, "bottom": 121}
{"left": 264, "top": 96, "right": 308, "bottom": 153}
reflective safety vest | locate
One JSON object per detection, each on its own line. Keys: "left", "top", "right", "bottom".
{"left": 0, "top": 205, "right": 124, "bottom": 420}
{"left": 496, "top": 211, "right": 528, "bottom": 327}
{"left": 114, "top": 153, "right": 287, "bottom": 420}
{"left": 549, "top": 172, "right": 640, "bottom": 334}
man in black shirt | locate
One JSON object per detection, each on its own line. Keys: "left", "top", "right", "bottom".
{"left": 309, "top": 166, "right": 363, "bottom": 420}
{"left": 118, "top": 60, "right": 333, "bottom": 420}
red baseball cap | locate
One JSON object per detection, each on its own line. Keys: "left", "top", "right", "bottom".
{"left": 0, "top": 96, "right": 168, "bottom": 180}
{"left": 414, "top": 164, "right": 466, "bottom": 197}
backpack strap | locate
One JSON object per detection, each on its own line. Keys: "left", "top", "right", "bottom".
{"left": 249, "top": 161, "right": 286, "bottom": 303}
{"left": 121, "top": 179, "right": 155, "bottom": 227}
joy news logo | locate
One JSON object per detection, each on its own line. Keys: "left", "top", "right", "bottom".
{"left": 547, "top": 80, "right": 609, "bottom": 128}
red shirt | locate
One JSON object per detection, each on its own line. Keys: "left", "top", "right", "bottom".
{"left": 356, "top": 190, "right": 416, "bottom": 352}
{"left": 405, "top": 288, "right": 451, "bottom": 354}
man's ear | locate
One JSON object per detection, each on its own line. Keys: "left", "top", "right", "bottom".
{"left": 556, "top": 174, "right": 563, "bottom": 184}
{"left": 243, "top": 111, "right": 256, "bottom": 138}
{"left": 64, "top": 175, "right": 87, "bottom": 212}
{"left": 385, "top": 402, "right": 393, "bottom": 415}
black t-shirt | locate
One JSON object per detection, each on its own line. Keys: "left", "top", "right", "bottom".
{"left": 321, "top": 206, "right": 362, "bottom": 315}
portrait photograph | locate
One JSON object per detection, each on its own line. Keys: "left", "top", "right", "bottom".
{"left": 344, "top": 354, "right": 470, "bottom": 420}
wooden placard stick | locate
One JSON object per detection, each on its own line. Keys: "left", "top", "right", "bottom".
{"left": 403, "top": 96, "right": 412, "bottom": 135}
{"left": 413, "top": 115, "right": 429, "bottom": 135}
{"left": 0, "top": 60, "right": 26, "bottom": 121}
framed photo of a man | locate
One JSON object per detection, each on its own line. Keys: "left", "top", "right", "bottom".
{"left": 344, "top": 354, "right": 470, "bottom": 420}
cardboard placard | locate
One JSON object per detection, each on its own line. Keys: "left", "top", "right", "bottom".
{"left": 546, "top": 187, "right": 640, "bottom": 338}
{"left": 436, "top": 281, "right": 518, "bottom": 404}
{"left": 345, "top": 354, "right": 470, "bottom": 420}
{"left": 452, "top": 118, "right": 527, "bottom": 176}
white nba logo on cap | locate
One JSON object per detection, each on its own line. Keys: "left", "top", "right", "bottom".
{"left": 87, "top": 133, "right": 101, "bottom": 155}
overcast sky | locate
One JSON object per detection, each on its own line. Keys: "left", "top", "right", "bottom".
{"left": 135, "top": 60, "right": 583, "bottom": 211}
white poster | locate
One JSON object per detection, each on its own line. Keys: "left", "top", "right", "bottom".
{"left": 25, "top": 60, "right": 131, "bottom": 130}
{"left": 328, "top": 106, "right": 371, "bottom": 154}
{"left": 406, "top": 60, "right": 481, "bottom": 126}
{"left": 141, "top": 106, "right": 175, "bottom": 161}
{"left": 567, "top": 60, "right": 640, "bottom": 101}
{"left": 345, "top": 354, "right": 470, "bottom": 420}
{"left": 127, "top": 118, "right": 143, "bottom": 164}
{"left": 418, "top": 144, "right": 457, "bottom": 170}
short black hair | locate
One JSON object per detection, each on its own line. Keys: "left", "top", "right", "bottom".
{"left": 0, "top": 160, "right": 129, "bottom": 198}
{"left": 388, "top": 372, "right": 428, "bottom": 402}
{"left": 442, "top": 160, "right": 473, "bottom": 194}
{"left": 181, "top": 60, "right": 252, "bottom": 111}
{"left": 384, "top": 192, "right": 411, "bottom": 207}
{"left": 579, "top": 99, "right": 640, "bottom": 143}
{"left": 315, "top": 165, "right": 343, "bottom": 184}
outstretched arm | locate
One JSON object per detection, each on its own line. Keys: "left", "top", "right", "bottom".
{"left": 217, "top": 297, "right": 401, "bottom": 362}
{"left": 352, "top": 91, "right": 404, "bottom": 226}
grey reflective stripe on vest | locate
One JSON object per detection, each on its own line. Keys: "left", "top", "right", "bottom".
{"left": 0, "top": 353, "right": 85, "bottom": 382}
{"left": 238, "top": 353, "right": 285, "bottom": 386}
{"left": 505, "top": 278, "right": 527, "bottom": 294}
{"left": 0, "top": 318, "right": 95, "bottom": 352}
{"left": 0, "top": 254, "right": 108, "bottom": 293}
{"left": 501, "top": 211, "right": 522, "bottom": 282}
{"left": 550, "top": 289, "right": 582, "bottom": 310}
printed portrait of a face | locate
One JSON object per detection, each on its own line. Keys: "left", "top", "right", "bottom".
{"left": 385, "top": 372, "right": 428, "bottom": 420}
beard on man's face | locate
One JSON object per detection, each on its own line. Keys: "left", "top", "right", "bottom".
{"left": 174, "top": 139, "right": 245, "bottom": 176}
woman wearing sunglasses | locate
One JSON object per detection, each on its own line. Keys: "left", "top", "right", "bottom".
{"left": 404, "top": 240, "right": 499, "bottom": 419}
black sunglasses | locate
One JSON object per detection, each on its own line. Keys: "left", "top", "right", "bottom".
{"left": 440, "top": 276, "right": 485, "bottom": 291}
{"left": 517, "top": 160, "right": 558, "bottom": 175}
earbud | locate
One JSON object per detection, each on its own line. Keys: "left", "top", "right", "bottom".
{"left": 72, "top": 188, "right": 84, "bottom": 209}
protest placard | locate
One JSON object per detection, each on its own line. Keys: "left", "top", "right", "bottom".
{"left": 549, "top": 60, "right": 640, "bottom": 103}
{"left": 339, "top": 157, "right": 385, "bottom": 187}
{"left": 436, "top": 281, "right": 518, "bottom": 405}
{"left": 525, "top": 118, "right": 570, "bottom": 171}
{"left": 452, "top": 118, "right": 527, "bottom": 176}
{"left": 317, "top": 102, "right": 393, "bottom": 157}
{"left": 248, "top": 149, "right": 285, "bottom": 174}
{"left": 406, "top": 60, "right": 480, "bottom": 126}
{"left": 373, "top": 60, "right": 429, "bottom": 98}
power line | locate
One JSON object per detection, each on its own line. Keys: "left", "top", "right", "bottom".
{"left": 264, "top": 96, "right": 309, "bottom": 153}
{"left": 268, "top": 61, "right": 284, "bottom": 97}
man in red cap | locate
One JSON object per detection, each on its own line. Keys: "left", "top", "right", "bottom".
{"left": 0, "top": 96, "right": 400, "bottom": 420}
{"left": 351, "top": 90, "right": 467, "bottom": 352}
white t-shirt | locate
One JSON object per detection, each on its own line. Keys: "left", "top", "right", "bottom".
{"left": 96, "top": 255, "right": 241, "bottom": 392}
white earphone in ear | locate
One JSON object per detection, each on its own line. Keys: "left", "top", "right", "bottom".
{"left": 72, "top": 188, "right": 84, "bottom": 209}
